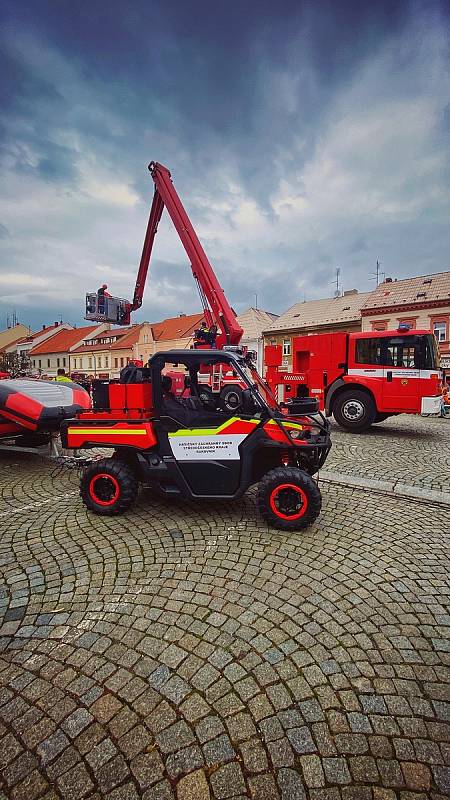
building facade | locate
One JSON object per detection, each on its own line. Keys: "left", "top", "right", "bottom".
{"left": 30, "top": 325, "right": 107, "bottom": 377}
{"left": 236, "top": 308, "right": 278, "bottom": 371}
{"left": 361, "top": 272, "right": 450, "bottom": 369}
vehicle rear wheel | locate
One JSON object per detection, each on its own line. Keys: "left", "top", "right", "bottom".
{"left": 220, "top": 385, "right": 243, "bottom": 412}
{"left": 257, "top": 467, "right": 321, "bottom": 531}
{"left": 80, "top": 458, "right": 138, "bottom": 515}
{"left": 333, "top": 389, "right": 376, "bottom": 432}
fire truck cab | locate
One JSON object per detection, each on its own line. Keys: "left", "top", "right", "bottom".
{"left": 266, "top": 327, "right": 441, "bottom": 432}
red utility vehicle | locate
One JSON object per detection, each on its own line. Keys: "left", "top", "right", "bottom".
{"left": 266, "top": 326, "right": 441, "bottom": 432}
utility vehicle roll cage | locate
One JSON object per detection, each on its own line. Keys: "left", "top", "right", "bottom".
{"left": 149, "top": 348, "right": 329, "bottom": 442}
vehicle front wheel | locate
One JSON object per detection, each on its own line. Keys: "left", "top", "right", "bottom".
{"left": 257, "top": 467, "right": 322, "bottom": 531}
{"left": 333, "top": 389, "right": 376, "bottom": 432}
{"left": 80, "top": 458, "right": 138, "bottom": 515}
{"left": 373, "top": 413, "right": 390, "bottom": 423}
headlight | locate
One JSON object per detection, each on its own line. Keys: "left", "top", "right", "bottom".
{"left": 289, "top": 429, "right": 302, "bottom": 439}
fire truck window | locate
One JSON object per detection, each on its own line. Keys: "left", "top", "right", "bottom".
{"left": 384, "top": 337, "right": 417, "bottom": 368}
{"left": 355, "top": 338, "right": 383, "bottom": 365}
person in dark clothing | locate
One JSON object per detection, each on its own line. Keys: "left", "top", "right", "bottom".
{"left": 97, "top": 284, "right": 111, "bottom": 315}
{"left": 207, "top": 324, "right": 218, "bottom": 347}
{"left": 161, "top": 375, "right": 202, "bottom": 427}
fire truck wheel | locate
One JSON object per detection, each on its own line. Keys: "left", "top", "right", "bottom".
{"left": 333, "top": 389, "right": 376, "bottom": 432}
{"left": 373, "top": 413, "right": 390, "bottom": 423}
{"left": 220, "top": 385, "right": 243, "bottom": 411}
{"left": 257, "top": 467, "right": 321, "bottom": 531}
{"left": 198, "top": 386, "right": 213, "bottom": 404}
{"left": 80, "top": 458, "right": 138, "bottom": 515}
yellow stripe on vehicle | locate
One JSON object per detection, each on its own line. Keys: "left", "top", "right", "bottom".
{"left": 266, "top": 419, "right": 304, "bottom": 430}
{"left": 169, "top": 417, "right": 261, "bottom": 437}
{"left": 68, "top": 428, "right": 148, "bottom": 435}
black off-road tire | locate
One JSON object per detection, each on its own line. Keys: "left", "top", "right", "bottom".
{"left": 333, "top": 389, "right": 376, "bottom": 432}
{"left": 257, "top": 467, "right": 322, "bottom": 531}
{"left": 373, "top": 413, "right": 390, "bottom": 423}
{"left": 80, "top": 458, "right": 138, "bottom": 516}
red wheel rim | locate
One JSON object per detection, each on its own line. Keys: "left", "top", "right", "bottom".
{"left": 89, "top": 473, "right": 120, "bottom": 506}
{"left": 269, "top": 483, "right": 309, "bottom": 520}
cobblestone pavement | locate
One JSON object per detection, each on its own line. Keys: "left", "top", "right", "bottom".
{"left": 0, "top": 415, "right": 449, "bottom": 800}
{"left": 327, "top": 415, "right": 450, "bottom": 494}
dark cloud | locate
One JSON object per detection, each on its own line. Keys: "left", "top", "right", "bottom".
{"left": 0, "top": 0, "right": 449, "bottom": 329}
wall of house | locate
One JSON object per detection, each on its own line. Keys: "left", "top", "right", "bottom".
{"left": 30, "top": 353, "right": 70, "bottom": 377}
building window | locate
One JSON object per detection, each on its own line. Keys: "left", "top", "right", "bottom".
{"left": 114, "top": 358, "right": 118, "bottom": 369}
{"left": 397, "top": 318, "right": 416, "bottom": 330}
{"left": 47, "top": 359, "right": 50, "bottom": 368}
{"left": 282, "top": 339, "right": 291, "bottom": 356}
{"left": 371, "top": 322, "right": 387, "bottom": 331}
{"left": 63, "top": 357, "right": 66, "bottom": 367}
{"left": 143, "top": 334, "right": 148, "bottom": 343}
{"left": 105, "top": 356, "right": 108, "bottom": 367}
{"left": 120, "top": 357, "right": 124, "bottom": 367}
{"left": 88, "top": 357, "right": 92, "bottom": 369}
{"left": 57, "top": 358, "right": 60, "bottom": 367}
{"left": 38, "top": 360, "right": 41, "bottom": 369}
{"left": 434, "top": 321, "right": 447, "bottom": 343}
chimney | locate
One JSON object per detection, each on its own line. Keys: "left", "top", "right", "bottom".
{"left": 343, "top": 289, "right": 358, "bottom": 296}
{"left": 385, "top": 277, "right": 393, "bottom": 283}
{"left": 179, "top": 313, "right": 186, "bottom": 317}
{"left": 42, "top": 324, "right": 46, "bottom": 330}
{"left": 54, "top": 321, "right": 59, "bottom": 327}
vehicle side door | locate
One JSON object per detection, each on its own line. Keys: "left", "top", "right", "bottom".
{"left": 381, "top": 335, "right": 420, "bottom": 412}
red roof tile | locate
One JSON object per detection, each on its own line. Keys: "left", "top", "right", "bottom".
{"left": 71, "top": 326, "right": 141, "bottom": 354}
{"left": 30, "top": 326, "right": 99, "bottom": 355}
{"left": 151, "top": 313, "right": 203, "bottom": 341}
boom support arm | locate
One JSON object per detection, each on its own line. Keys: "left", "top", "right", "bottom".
{"left": 129, "top": 162, "right": 243, "bottom": 345}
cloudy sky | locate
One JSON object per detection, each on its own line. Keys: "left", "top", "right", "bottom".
{"left": 0, "top": 0, "right": 449, "bottom": 331}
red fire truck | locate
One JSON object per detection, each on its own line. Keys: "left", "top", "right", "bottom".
{"left": 265, "top": 325, "right": 441, "bottom": 431}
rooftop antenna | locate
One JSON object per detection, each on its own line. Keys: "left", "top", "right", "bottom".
{"left": 370, "top": 260, "right": 385, "bottom": 286}
{"left": 254, "top": 293, "right": 258, "bottom": 310}
{"left": 331, "top": 267, "right": 341, "bottom": 297}
{"left": 6, "top": 311, "right": 18, "bottom": 329}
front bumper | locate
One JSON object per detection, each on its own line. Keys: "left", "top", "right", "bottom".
{"left": 421, "top": 395, "right": 441, "bottom": 415}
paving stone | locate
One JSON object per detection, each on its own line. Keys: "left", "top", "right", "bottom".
{"left": 248, "top": 773, "right": 280, "bottom": 799}
{"left": 210, "top": 762, "right": 246, "bottom": 798}
{"left": 432, "top": 766, "right": 450, "bottom": 794}
{"left": 130, "top": 750, "right": 165, "bottom": 788}
{"left": 176, "top": 769, "right": 210, "bottom": 800}
{"left": 239, "top": 739, "right": 269, "bottom": 773}
{"left": 299, "top": 754, "right": 325, "bottom": 788}
{"left": 277, "top": 768, "right": 307, "bottom": 799}
{"left": 286, "top": 726, "right": 316, "bottom": 754}
{"left": 401, "top": 762, "right": 431, "bottom": 791}
{"left": 61, "top": 709, "right": 94, "bottom": 738}
{"left": 195, "top": 715, "right": 225, "bottom": 744}
{"left": 37, "top": 729, "right": 70, "bottom": 765}
{"left": 322, "top": 757, "right": 352, "bottom": 785}
{"left": 166, "top": 745, "right": 204, "bottom": 778}
{"left": 57, "top": 763, "right": 94, "bottom": 799}
{"left": 203, "top": 734, "right": 235, "bottom": 765}
{"left": 157, "top": 721, "right": 195, "bottom": 754}
{"left": 267, "top": 737, "right": 294, "bottom": 767}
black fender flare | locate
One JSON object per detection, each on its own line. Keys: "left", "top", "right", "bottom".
{"left": 325, "top": 378, "right": 346, "bottom": 415}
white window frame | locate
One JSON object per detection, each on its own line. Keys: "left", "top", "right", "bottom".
{"left": 433, "top": 321, "right": 446, "bottom": 342}
{"left": 282, "top": 338, "right": 291, "bottom": 356}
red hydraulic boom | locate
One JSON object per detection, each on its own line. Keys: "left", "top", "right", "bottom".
{"left": 86, "top": 162, "right": 243, "bottom": 348}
